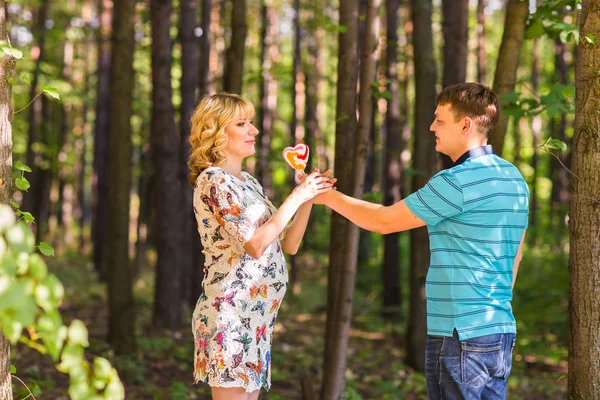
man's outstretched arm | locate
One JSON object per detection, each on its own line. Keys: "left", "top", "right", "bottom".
{"left": 316, "top": 190, "right": 426, "bottom": 234}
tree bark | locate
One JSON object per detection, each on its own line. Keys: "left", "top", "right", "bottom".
{"left": 440, "top": 0, "right": 468, "bottom": 169}
{"left": 529, "top": 38, "right": 541, "bottom": 236}
{"left": 489, "top": 0, "right": 528, "bottom": 156}
{"left": 568, "top": 1, "right": 600, "bottom": 398}
{"left": 476, "top": 0, "right": 487, "bottom": 84}
{"left": 179, "top": 0, "right": 198, "bottom": 316}
{"left": 106, "top": 0, "right": 136, "bottom": 354}
{"left": 223, "top": 0, "right": 246, "bottom": 94}
{"left": 321, "top": 0, "right": 360, "bottom": 398}
{"left": 407, "top": 0, "right": 438, "bottom": 373}
{"left": 322, "top": 1, "right": 381, "bottom": 398}
{"left": 198, "top": 0, "right": 211, "bottom": 97}
{"left": 22, "top": 0, "right": 49, "bottom": 216}
{"left": 288, "top": 0, "right": 302, "bottom": 295}
{"left": 256, "top": 1, "right": 278, "bottom": 199}
{"left": 382, "top": 0, "right": 403, "bottom": 321}
{"left": 92, "top": 0, "right": 112, "bottom": 279}
{"left": 550, "top": 36, "right": 570, "bottom": 212}
{"left": 0, "top": 1, "right": 14, "bottom": 397}
{"left": 151, "top": 0, "right": 183, "bottom": 330}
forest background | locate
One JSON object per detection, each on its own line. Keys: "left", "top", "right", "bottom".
{"left": 0, "top": 0, "right": 598, "bottom": 399}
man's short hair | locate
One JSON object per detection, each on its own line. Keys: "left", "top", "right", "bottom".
{"left": 436, "top": 83, "right": 500, "bottom": 137}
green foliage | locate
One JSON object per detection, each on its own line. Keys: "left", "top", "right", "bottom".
{"left": 526, "top": 0, "right": 582, "bottom": 43}
{"left": 501, "top": 83, "right": 574, "bottom": 120}
{"left": 0, "top": 204, "right": 124, "bottom": 399}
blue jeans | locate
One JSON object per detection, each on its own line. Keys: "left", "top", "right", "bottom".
{"left": 425, "top": 330, "right": 516, "bottom": 400}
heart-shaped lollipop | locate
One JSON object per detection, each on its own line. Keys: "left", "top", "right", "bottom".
{"left": 282, "top": 142, "right": 310, "bottom": 172}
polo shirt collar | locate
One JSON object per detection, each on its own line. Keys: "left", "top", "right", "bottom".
{"left": 452, "top": 145, "right": 495, "bottom": 167}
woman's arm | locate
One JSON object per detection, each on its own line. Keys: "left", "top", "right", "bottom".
{"left": 279, "top": 202, "right": 313, "bottom": 255}
{"left": 243, "top": 171, "right": 333, "bottom": 259}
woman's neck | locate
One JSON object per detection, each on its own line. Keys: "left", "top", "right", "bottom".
{"left": 217, "top": 158, "right": 244, "bottom": 180}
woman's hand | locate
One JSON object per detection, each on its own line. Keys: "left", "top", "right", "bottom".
{"left": 292, "top": 169, "right": 336, "bottom": 204}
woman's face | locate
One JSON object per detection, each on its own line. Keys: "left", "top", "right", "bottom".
{"left": 223, "top": 111, "right": 259, "bottom": 162}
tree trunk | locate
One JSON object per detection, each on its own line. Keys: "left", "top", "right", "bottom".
{"left": 476, "top": 0, "right": 487, "bottom": 84}
{"left": 440, "top": 0, "right": 468, "bottom": 169}
{"left": 92, "top": 0, "right": 112, "bottom": 279}
{"left": 106, "top": 0, "right": 136, "bottom": 354}
{"left": 529, "top": 38, "right": 541, "bottom": 238}
{"left": 198, "top": 0, "right": 211, "bottom": 97}
{"left": 151, "top": 0, "right": 183, "bottom": 330}
{"left": 179, "top": 0, "right": 198, "bottom": 316}
{"left": 288, "top": 0, "right": 301, "bottom": 295}
{"left": 223, "top": 0, "right": 246, "bottom": 94}
{"left": 22, "top": 0, "right": 49, "bottom": 217}
{"left": 550, "top": 36, "right": 570, "bottom": 213}
{"left": 407, "top": 0, "right": 438, "bottom": 373}
{"left": 382, "top": 0, "right": 403, "bottom": 321}
{"left": 256, "top": 1, "right": 278, "bottom": 199}
{"left": 568, "top": 1, "right": 600, "bottom": 398}
{"left": 321, "top": 0, "right": 360, "bottom": 397}
{"left": 322, "top": 1, "right": 381, "bottom": 398}
{"left": 304, "top": 0, "right": 322, "bottom": 173}
{"left": 489, "top": 0, "right": 528, "bottom": 156}
{"left": 0, "top": 1, "right": 14, "bottom": 397}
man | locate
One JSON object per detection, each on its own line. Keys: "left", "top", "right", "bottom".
{"left": 316, "top": 83, "right": 529, "bottom": 399}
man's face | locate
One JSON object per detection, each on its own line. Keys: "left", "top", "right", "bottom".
{"left": 430, "top": 104, "right": 466, "bottom": 158}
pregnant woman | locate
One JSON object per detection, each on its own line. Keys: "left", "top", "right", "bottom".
{"left": 188, "top": 93, "right": 334, "bottom": 400}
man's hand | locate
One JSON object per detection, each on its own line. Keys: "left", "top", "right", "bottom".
{"left": 310, "top": 169, "right": 336, "bottom": 204}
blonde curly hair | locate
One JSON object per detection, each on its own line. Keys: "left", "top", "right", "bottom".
{"left": 188, "top": 93, "right": 255, "bottom": 187}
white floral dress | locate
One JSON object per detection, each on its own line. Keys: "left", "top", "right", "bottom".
{"left": 191, "top": 167, "right": 288, "bottom": 392}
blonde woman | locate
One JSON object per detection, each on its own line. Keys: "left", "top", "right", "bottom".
{"left": 188, "top": 93, "right": 334, "bottom": 400}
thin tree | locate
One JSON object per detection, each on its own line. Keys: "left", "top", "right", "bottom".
{"left": 382, "top": 0, "right": 403, "bottom": 321}
{"left": 568, "top": 1, "right": 600, "bottom": 397}
{"left": 322, "top": 0, "right": 360, "bottom": 397}
{"left": 529, "top": 37, "right": 541, "bottom": 237}
{"left": 198, "top": 0, "right": 211, "bottom": 97}
{"left": 476, "top": 0, "right": 487, "bottom": 84}
{"left": 406, "top": 0, "right": 438, "bottom": 372}
{"left": 223, "top": 0, "right": 246, "bottom": 94}
{"left": 256, "top": 0, "right": 278, "bottom": 199}
{"left": 151, "top": 0, "right": 183, "bottom": 330}
{"left": 179, "top": 0, "right": 199, "bottom": 314}
{"left": 322, "top": 1, "right": 381, "bottom": 397}
{"left": 105, "top": 0, "right": 136, "bottom": 354}
{"left": 489, "top": 0, "right": 529, "bottom": 156}
{"left": 440, "top": 0, "right": 468, "bottom": 169}
{"left": 0, "top": 1, "right": 15, "bottom": 397}
{"left": 288, "top": 0, "right": 302, "bottom": 294}
{"left": 92, "top": 0, "right": 112, "bottom": 279}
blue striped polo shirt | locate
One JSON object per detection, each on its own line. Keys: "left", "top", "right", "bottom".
{"left": 404, "top": 145, "right": 529, "bottom": 340}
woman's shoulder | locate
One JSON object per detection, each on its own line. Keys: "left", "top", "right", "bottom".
{"left": 195, "top": 166, "right": 227, "bottom": 188}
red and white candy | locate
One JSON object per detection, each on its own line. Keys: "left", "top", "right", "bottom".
{"left": 282, "top": 143, "right": 310, "bottom": 172}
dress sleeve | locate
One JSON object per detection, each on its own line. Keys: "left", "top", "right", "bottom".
{"left": 404, "top": 169, "right": 464, "bottom": 227}
{"left": 196, "top": 170, "right": 256, "bottom": 245}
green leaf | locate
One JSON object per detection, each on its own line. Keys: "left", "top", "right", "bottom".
{"left": 41, "top": 86, "right": 60, "bottom": 100}
{"left": 525, "top": 19, "right": 546, "bottom": 39}
{"left": 10, "top": 364, "right": 16, "bottom": 374}
{"left": 499, "top": 92, "right": 521, "bottom": 105}
{"left": 585, "top": 33, "right": 595, "bottom": 44}
{"left": 38, "top": 242, "right": 55, "bottom": 257}
{"left": 29, "top": 253, "right": 47, "bottom": 280}
{"left": 545, "top": 138, "right": 568, "bottom": 152}
{"left": 0, "top": 204, "right": 16, "bottom": 233}
{"left": 7, "top": 77, "right": 14, "bottom": 85}
{"left": 5, "top": 222, "right": 35, "bottom": 253}
{"left": 93, "top": 357, "right": 112, "bottom": 381}
{"left": 18, "top": 211, "right": 35, "bottom": 223}
{"left": 67, "top": 320, "right": 89, "bottom": 347}
{"left": 20, "top": 74, "right": 31, "bottom": 86}
{"left": 14, "top": 161, "right": 32, "bottom": 172}
{"left": 11, "top": 201, "right": 19, "bottom": 209}
{"left": 15, "top": 176, "right": 30, "bottom": 191}
{"left": 0, "top": 45, "right": 23, "bottom": 59}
